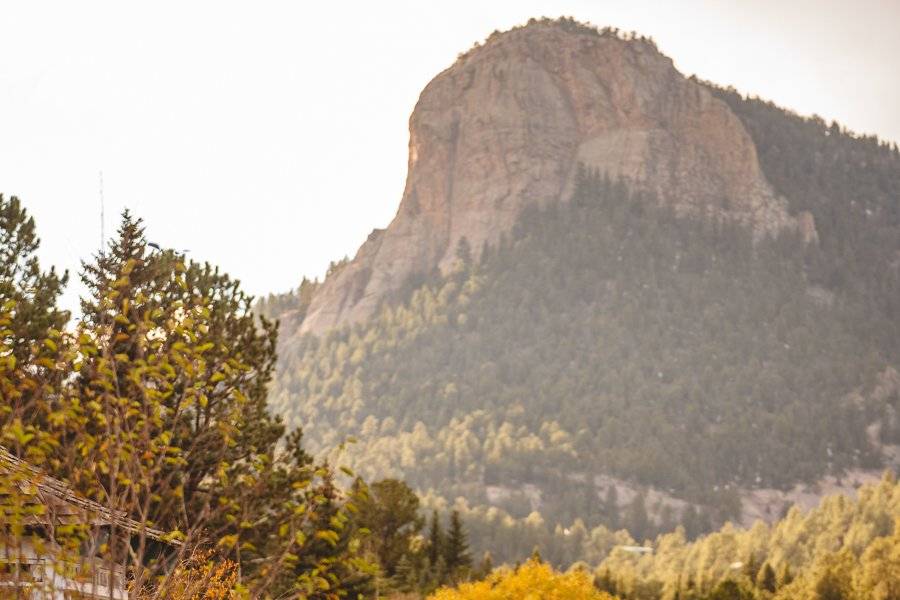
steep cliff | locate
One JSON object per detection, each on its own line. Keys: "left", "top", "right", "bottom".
{"left": 299, "top": 19, "right": 800, "bottom": 335}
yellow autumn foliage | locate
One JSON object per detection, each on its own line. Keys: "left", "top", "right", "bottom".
{"left": 428, "top": 560, "right": 615, "bottom": 600}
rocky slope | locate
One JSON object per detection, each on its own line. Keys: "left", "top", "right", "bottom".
{"left": 299, "top": 19, "right": 805, "bottom": 335}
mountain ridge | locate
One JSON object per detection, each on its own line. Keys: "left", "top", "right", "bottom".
{"left": 259, "top": 17, "right": 900, "bottom": 565}
{"left": 298, "top": 19, "right": 811, "bottom": 336}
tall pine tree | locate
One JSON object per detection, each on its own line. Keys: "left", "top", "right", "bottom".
{"left": 0, "top": 195, "right": 68, "bottom": 369}
{"left": 444, "top": 509, "right": 472, "bottom": 578}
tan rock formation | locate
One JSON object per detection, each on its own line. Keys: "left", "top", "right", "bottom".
{"left": 299, "top": 20, "right": 801, "bottom": 335}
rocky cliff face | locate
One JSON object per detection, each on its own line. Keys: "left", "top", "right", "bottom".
{"left": 299, "top": 20, "right": 802, "bottom": 335}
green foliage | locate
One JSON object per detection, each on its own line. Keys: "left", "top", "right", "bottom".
{"left": 270, "top": 156, "right": 897, "bottom": 565}
{"left": 356, "top": 478, "right": 423, "bottom": 578}
{"left": 710, "top": 85, "right": 900, "bottom": 350}
{"left": 444, "top": 510, "right": 472, "bottom": 577}
{"left": 0, "top": 205, "right": 374, "bottom": 598}
{"left": 757, "top": 563, "right": 777, "bottom": 594}
{"left": 598, "top": 474, "right": 900, "bottom": 600}
{"left": 0, "top": 195, "right": 69, "bottom": 361}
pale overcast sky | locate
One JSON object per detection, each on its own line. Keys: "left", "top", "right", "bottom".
{"left": 1, "top": 0, "right": 898, "bottom": 314}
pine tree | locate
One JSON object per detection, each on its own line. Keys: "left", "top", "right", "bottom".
{"left": 0, "top": 195, "right": 68, "bottom": 365}
{"left": 391, "top": 554, "right": 416, "bottom": 593}
{"left": 757, "top": 562, "right": 777, "bottom": 593}
{"left": 779, "top": 564, "right": 793, "bottom": 588}
{"left": 356, "top": 478, "right": 422, "bottom": 577}
{"left": 813, "top": 568, "right": 848, "bottom": 600}
{"left": 444, "top": 509, "right": 472, "bottom": 577}
{"left": 625, "top": 492, "right": 650, "bottom": 541}
{"left": 0, "top": 195, "right": 70, "bottom": 447}
{"left": 742, "top": 553, "right": 760, "bottom": 581}
{"left": 474, "top": 551, "right": 493, "bottom": 580}
{"left": 594, "top": 567, "right": 616, "bottom": 595}
{"left": 427, "top": 510, "right": 445, "bottom": 569}
{"left": 604, "top": 486, "right": 620, "bottom": 530}
{"left": 74, "top": 211, "right": 375, "bottom": 595}
{"left": 78, "top": 211, "right": 284, "bottom": 528}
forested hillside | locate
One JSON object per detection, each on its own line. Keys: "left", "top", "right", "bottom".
{"left": 710, "top": 84, "right": 900, "bottom": 326}
{"left": 428, "top": 474, "right": 900, "bottom": 599}
{"left": 261, "top": 56, "right": 900, "bottom": 569}
{"left": 266, "top": 104, "right": 900, "bottom": 559}
{"left": 593, "top": 473, "right": 900, "bottom": 599}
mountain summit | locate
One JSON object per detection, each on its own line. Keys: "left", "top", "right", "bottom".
{"left": 300, "top": 19, "right": 805, "bottom": 335}
{"left": 264, "top": 17, "right": 900, "bottom": 566}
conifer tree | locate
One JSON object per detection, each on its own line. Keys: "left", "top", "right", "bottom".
{"left": 454, "top": 236, "right": 472, "bottom": 272}
{"left": 74, "top": 211, "right": 372, "bottom": 596}
{"left": 779, "top": 563, "right": 794, "bottom": 588}
{"left": 742, "top": 552, "right": 760, "bottom": 581}
{"left": 594, "top": 567, "right": 616, "bottom": 595}
{"left": 604, "top": 486, "right": 620, "bottom": 530}
{"left": 356, "top": 478, "right": 422, "bottom": 577}
{"left": 624, "top": 492, "right": 650, "bottom": 541}
{"left": 444, "top": 509, "right": 472, "bottom": 576}
{"left": 474, "top": 551, "right": 493, "bottom": 580}
{"left": 757, "top": 562, "right": 777, "bottom": 593}
{"left": 77, "top": 211, "right": 283, "bottom": 529}
{"left": 391, "top": 554, "right": 416, "bottom": 593}
{"left": 0, "top": 195, "right": 68, "bottom": 372}
{"left": 427, "top": 509, "right": 445, "bottom": 568}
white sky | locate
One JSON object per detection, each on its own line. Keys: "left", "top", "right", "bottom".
{"left": 1, "top": 0, "right": 898, "bottom": 314}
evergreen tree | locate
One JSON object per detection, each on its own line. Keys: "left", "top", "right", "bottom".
{"left": 356, "top": 478, "right": 422, "bottom": 577}
{"left": 779, "top": 563, "right": 794, "bottom": 588}
{"left": 427, "top": 510, "right": 445, "bottom": 569}
{"left": 474, "top": 551, "right": 493, "bottom": 580}
{"left": 814, "top": 568, "right": 849, "bottom": 600}
{"left": 757, "top": 562, "right": 777, "bottom": 593}
{"left": 707, "top": 579, "right": 753, "bottom": 600}
{"left": 742, "top": 553, "right": 760, "bottom": 582}
{"left": 0, "top": 195, "right": 68, "bottom": 384}
{"left": 77, "top": 211, "right": 283, "bottom": 529}
{"left": 455, "top": 236, "right": 473, "bottom": 272}
{"left": 74, "top": 211, "right": 374, "bottom": 595}
{"left": 624, "top": 492, "right": 650, "bottom": 541}
{"left": 391, "top": 554, "right": 416, "bottom": 593}
{"left": 444, "top": 509, "right": 472, "bottom": 577}
{"left": 594, "top": 568, "right": 617, "bottom": 595}
{"left": 604, "top": 486, "right": 620, "bottom": 530}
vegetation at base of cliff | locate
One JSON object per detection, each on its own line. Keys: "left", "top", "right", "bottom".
{"left": 421, "top": 476, "right": 900, "bottom": 600}
{"left": 267, "top": 97, "right": 900, "bottom": 565}
{"left": 593, "top": 473, "right": 900, "bottom": 600}
{"left": 269, "top": 168, "right": 898, "bottom": 553}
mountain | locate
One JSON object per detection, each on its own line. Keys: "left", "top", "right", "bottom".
{"left": 295, "top": 18, "right": 809, "bottom": 336}
{"left": 259, "top": 18, "right": 900, "bottom": 565}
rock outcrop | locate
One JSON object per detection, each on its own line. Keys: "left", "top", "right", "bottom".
{"left": 299, "top": 20, "right": 801, "bottom": 335}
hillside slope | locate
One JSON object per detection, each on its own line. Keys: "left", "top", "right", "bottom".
{"left": 261, "top": 19, "right": 900, "bottom": 563}
{"left": 295, "top": 19, "right": 804, "bottom": 336}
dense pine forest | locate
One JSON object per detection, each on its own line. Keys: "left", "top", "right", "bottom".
{"left": 595, "top": 473, "right": 900, "bottom": 600}
{"left": 261, "top": 89, "right": 900, "bottom": 567}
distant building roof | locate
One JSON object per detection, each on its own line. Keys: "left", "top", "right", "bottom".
{"left": 0, "top": 445, "right": 173, "bottom": 544}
